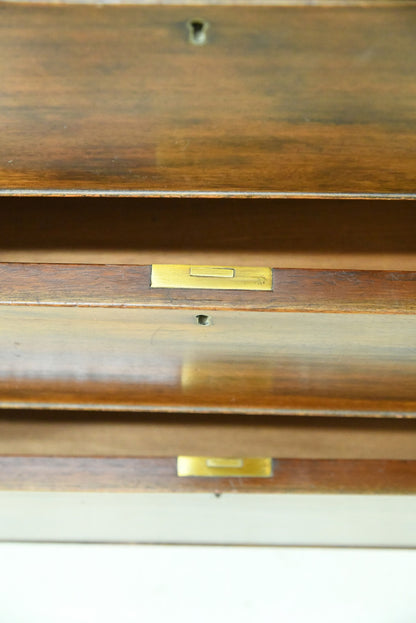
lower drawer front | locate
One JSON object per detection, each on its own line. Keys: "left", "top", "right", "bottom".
{"left": 0, "top": 413, "right": 415, "bottom": 494}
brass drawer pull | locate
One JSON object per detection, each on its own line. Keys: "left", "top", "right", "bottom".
{"left": 151, "top": 264, "right": 272, "bottom": 291}
{"left": 177, "top": 456, "right": 272, "bottom": 478}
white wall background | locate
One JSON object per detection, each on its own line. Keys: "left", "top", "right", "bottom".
{"left": 0, "top": 543, "right": 415, "bottom": 623}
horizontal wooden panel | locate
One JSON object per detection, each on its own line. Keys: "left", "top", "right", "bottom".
{"left": 3, "top": 1, "right": 414, "bottom": 6}
{"left": 2, "top": 198, "right": 415, "bottom": 271}
{"left": 0, "top": 413, "right": 415, "bottom": 459}
{"left": 0, "top": 456, "right": 414, "bottom": 493}
{"left": 1, "top": 264, "right": 415, "bottom": 313}
{"left": 1, "top": 5, "right": 416, "bottom": 197}
{"left": 0, "top": 306, "right": 415, "bottom": 415}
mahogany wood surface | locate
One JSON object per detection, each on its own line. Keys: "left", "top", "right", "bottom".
{"left": 0, "top": 413, "right": 415, "bottom": 459}
{"left": 1, "top": 263, "right": 415, "bottom": 313}
{"left": 0, "top": 263, "right": 414, "bottom": 415}
{"left": 1, "top": 4, "right": 416, "bottom": 197}
{"left": 0, "top": 305, "right": 414, "bottom": 415}
{"left": 0, "top": 456, "right": 414, "bottom": 493}
{"left": 1, "top": 198, "right": 415, "bottom": 271}
{"left": 2, "top": 0, "right": 415, "bottom": 497}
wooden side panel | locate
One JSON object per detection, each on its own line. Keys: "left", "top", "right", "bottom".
{"left": 1, "top": 4, "right": 416, "bottom": 197}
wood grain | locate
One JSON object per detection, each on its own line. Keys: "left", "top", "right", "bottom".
{"left": 0, "top": 413, "right": 415, "bottom": 459}
{"left": 0, "top": 305, "right": 414, "bottom": 415}
{"left": 1, "top": 198, "right": 415, "bottom": 271}
{"left": 0, "top": 456, "right": 414, "bottom": 493}
{"left": 1, "top": 264, "right": 414, "bottom": 313}
{"left": 1, "top": 4, "right": 416, "bottom": 197}
{"left": 0, "top": 264, "right": 413, "bottom": 415}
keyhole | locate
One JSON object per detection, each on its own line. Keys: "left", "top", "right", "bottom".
{"left": 196, "top": 314, "right": 211, "bottom": 326}
{"left": 187, "top": 19, "right": 209, "bottom": 46}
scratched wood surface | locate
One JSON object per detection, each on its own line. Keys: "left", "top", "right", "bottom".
{"left": 1, "top": 4, "right": 416, "bottom": 197}
{"left": 0, "top": 456, "right": 414, "bottom": 493}
{"left": 1, "top": 198, "right": 415, "bottom": 271}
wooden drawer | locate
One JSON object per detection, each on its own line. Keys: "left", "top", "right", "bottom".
{"left": 1, "top": 2, "right": 416, "bottom": 199}
{"left": 0, "top": 261, "right": 415, "bottom": 415}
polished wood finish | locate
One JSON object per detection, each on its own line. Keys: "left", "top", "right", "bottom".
{"left": 0, "top": 304, "right": 414, "bottom": 415}
{"left": 2, "top": 264, "right": 415, "bottom": 313}
{"left": 0, "top": 456, "right": 414, "bottom": 493}
{"left": 1, "top": 198, "right": 415, "bottom": 271}
{"left": 0, "top": 263, "right": 414, "bottom": 415}
{"left": 0, "top": 413, "right": 415, "bottom": 459}
{"left": 1, "top": 2, "right": 415, "bottom": 498}
{"left": 1, "top": 4, "right": 416, "bottom": 197}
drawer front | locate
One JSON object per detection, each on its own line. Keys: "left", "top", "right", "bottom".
{"left": 0, "top": 263, "right": 414, "bottom": 416}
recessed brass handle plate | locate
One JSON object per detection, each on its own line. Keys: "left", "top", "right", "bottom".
{"left": 151, "top": 264, "right": 272, "bottom": 291}
{"left": 177, "top": 456, "right": 273, "bottom": 478}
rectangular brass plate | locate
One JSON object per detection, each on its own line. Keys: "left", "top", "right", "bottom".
{"left": 177, "top": 456, "right": 273, "bottom": 478}
{"left": 151, "top": 264, "right": 272, "bottom": 291}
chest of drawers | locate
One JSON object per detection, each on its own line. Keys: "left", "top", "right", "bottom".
{"left": 0, "top": 0, "right": 415, "bottom": 543}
